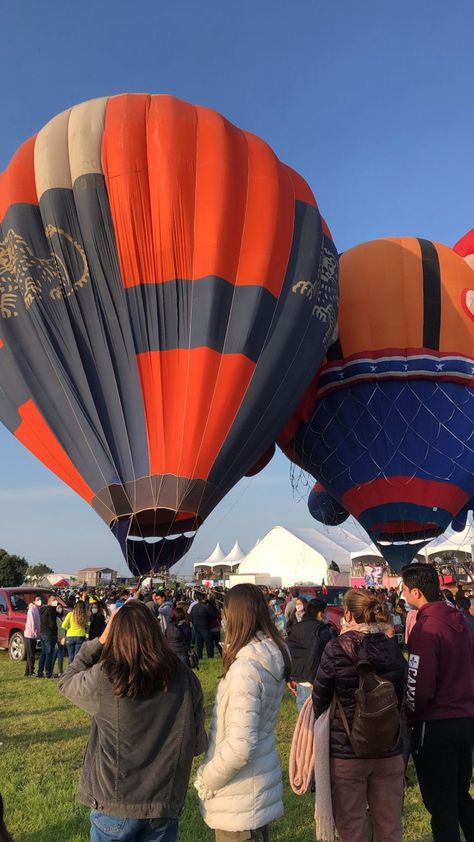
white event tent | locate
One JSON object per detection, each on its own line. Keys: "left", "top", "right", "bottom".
{"left": 193, "top": 541, "right": 246, "bottom": 577}
{"left": 236, "top": 526, "right": 328, "bottom": 587}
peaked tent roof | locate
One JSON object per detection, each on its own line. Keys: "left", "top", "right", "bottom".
{"left": 221, "top": 541, "right": 246, "bottom": 565}
{"left": 194, "top": 542, "right": 227, "bottom": 569}
{"left": 283, "top": 526, "right": 379, "bottom": 569}
{"left": 425, "top": 520, "right": 474, "bottom": 556}
{"left": 237, "top": 526, "right": 328, "bottom": 587}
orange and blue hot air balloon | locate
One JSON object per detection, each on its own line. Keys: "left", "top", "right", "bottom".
{"left": 280, "top": 237, "right": 474, "bottom": 571}
{"left": 0, "top": 94, "right": 338, "bottom": 574}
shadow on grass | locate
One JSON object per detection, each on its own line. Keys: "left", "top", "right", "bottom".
{"left": 5, "top": 726, "right": 89, "bottom": 746}
{"left": 1, "top": 706, "right": 68, "bottom": 719}
{"left": 16, "top": 814, "right": 88, "bottom": 842}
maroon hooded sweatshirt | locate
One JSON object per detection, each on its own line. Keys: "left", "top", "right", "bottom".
{"left": 406, "top": 600, "right": 474, "bottom": 723}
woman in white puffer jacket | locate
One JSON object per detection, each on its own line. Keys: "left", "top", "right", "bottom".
{"left": 195, "top": 584, "right": 291, "bottom": 842}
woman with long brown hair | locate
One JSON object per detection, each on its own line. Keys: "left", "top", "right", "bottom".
{"left": 59, "top": 600, "right": 206, "bottom": 842}
{"left": 313, "top": 588, "right": 407, "bottom": 842}
{"left": 195, "top": 584, "right": 290, "bottom": 842}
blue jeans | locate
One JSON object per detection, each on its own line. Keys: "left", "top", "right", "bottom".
{"left": 90, "top": 812, "right": 178, "bottom": 842}
{"left": 194, "top": 628, "right": 214, "bottom": 659}
{"left": 52, "top": 641, "right": 66, "bottom": 674}
{"left": 37, "top": 636, "right": 57, "bottom": 678}
{"left": 296, "top": 683, "right": 313, "bottom": 713}
{"left": 66, "top": 636, "right": 86, "bottom": 663}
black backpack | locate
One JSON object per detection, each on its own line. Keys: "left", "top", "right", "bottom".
{"left": 334, "top": 650, "right": 400, "bottom": 758}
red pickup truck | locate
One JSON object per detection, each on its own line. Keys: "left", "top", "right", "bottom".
{"left": 0, "top": 587, "right": 67, "bottom": 661}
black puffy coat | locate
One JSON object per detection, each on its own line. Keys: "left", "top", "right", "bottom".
{"left": 312, "top": 630, "right": 407, "bottom": 759}
{"left": 287, "top": 617, "right": 333, "bottom": 683}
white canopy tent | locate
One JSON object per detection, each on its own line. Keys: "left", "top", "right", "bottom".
{"left": 221, "top": 541, "right": 246, "bottom": 567}
{"left": 193, "top": 543, "right": 227, "bottom": 573}
{"left": 424, "top": 521, "right": 474, "bottom": 557}
{"left": 236, "top": 526, "right": 328, "bottom": 587}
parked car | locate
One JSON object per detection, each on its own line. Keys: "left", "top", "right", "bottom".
{"left": 289, "top": 585, "right": 349, "bottom": 629}
{"left": 0, "top": 587, "right": 67, "bottom": 661}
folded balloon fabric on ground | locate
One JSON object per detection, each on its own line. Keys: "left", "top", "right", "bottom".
{"left": 0, "top": 93, "right": 339, "bottom": 573}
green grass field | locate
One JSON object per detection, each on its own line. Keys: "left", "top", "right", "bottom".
{"left": 0, "top": 651, "right": 432, "bottom": 842}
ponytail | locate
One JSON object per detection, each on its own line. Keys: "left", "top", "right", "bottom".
{"left": 344, "top": 588, "right": 388, "bottom": 626}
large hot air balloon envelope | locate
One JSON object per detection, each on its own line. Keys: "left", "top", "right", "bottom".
{"left": 281, "top": 237, "right": 474, "bottom": 571}
{"left": 0, "top": 94, "right": 338, "bottom": 573}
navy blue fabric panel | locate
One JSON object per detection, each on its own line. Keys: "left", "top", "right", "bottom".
{"left": 0, "top": 202, "right": 111, "bottom": 492}
{"left": 376, "top": 541, "right": 430, "bottom": 571}
{"left": 295, "top": 380, "right": 474, "bottom": 497}
{"left": 358, "top": 501, "right": 451, "bottom": 537}
{"left": 126, "top": 279, "right": 275, "bottom": 361}
{"left": 207, "top": 205, "right": 339, "bottom": 497}
{"left": 112, "top": 517, "right": 194, "bottom": 574}
{"left": 0, "top": 178, "right": 150, "bottom": 494}
{"left": 71, "top": 175, "right": 149, "bottom": 479}
{"left": 418, "top": 238, "right": 441, "bottom": 351}
{"left": 308, "top": 485, "right": 349, "bottom": 525}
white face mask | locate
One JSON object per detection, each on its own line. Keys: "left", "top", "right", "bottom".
{"left": 35, "top": 600, "right": 42, "bottom": 607}
{"left": 51, "top": 600, "right": 58, "bottom": 607}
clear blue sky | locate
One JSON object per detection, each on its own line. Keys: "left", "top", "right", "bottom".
{"left": 1, "top": 0, "right": 473, "bottom": 575}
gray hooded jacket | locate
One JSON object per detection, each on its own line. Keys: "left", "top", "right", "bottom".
{"left": 59, "top": 638, "right": 207, "bottom": 818}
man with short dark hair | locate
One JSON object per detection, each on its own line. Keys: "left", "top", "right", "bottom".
{"left": 190, "top": 592, "right": 214, "bottom": 659}
{"left": 155, "top": 591, "right": 172, "bottom": 633}
{"left": 145, "top": 590, "right": 161, "bottom": 619}
{"left": 37, "top": 595, "right": 59, "bottom": 679}
{"left": 402, "top": 562, "right": 474, "bottom": 842}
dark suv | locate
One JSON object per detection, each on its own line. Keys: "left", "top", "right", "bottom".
{"left": 0, "top": 587, "right": 67, "bottom": 661}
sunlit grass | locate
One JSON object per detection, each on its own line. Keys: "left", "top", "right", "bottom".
{"left": 0, "top": 652, "right": 432, "bottom": 841}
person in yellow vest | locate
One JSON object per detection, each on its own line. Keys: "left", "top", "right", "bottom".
{"left": 62, "top": 601, "right": 89, "bottom": 664}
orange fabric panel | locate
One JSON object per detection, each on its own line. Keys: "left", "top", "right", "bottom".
{"left": 137, "top": 349, "right": 255, "bottom": 479}
{"left": 102, "top": 94, "right": 154, "bottom": 287}
{"left": 102, "top": 94, "right": 297, "bottom": 297}
{"left": 15, "top": 399, "right": 94, "bottom": 503}
{"left": 283, "top": 164, "right": 317, "bottom": 207}
{"left": 233, "top": 130, "right": 294, "bottom": 296}
{"left": 338, "top": 238, "right": 424, "bottom": 357}
{"left": 192, "top": 105, "right": 249, "bottom": 285}
{"left": 436, "top": 243, "right": 474, "bottom": 357}
{"left": 0, "top": 135, "right": 38, "bottom": 223}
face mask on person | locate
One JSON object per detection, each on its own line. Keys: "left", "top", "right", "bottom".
{"left": 91, "top": 607, "right": 98, "bottom": 614}
{"left": 51, "top": 600, "right": 58, "bottom": 607}
{"left": 34, "top": 599, "right": 42, "bottom": 607}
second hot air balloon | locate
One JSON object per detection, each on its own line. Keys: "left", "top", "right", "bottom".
{"left": 280, "top": 237, "right": 474, "bottom": 571}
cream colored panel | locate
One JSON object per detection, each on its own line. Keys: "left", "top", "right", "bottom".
{"left": 68, "top": 97, "right": 108, "bottom": 183}
{"left": 34, "top": 107, "right": 73, "bottom": 198}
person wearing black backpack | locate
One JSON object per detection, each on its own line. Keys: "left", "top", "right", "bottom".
{"left": 313, "top": 588, "right": 407, "bottom": 842}
{"left": 287, "top": 599, "right": 335, "bottom": 711}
